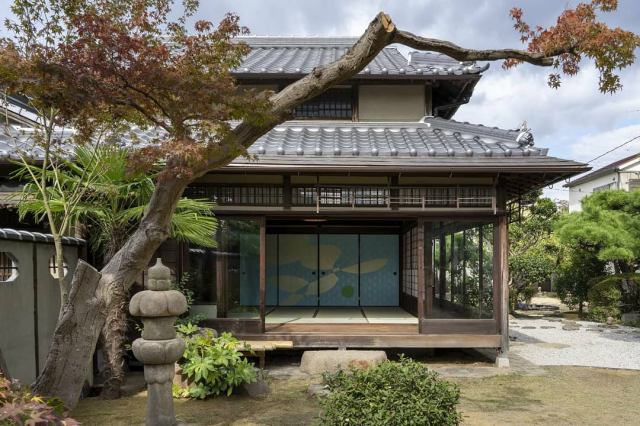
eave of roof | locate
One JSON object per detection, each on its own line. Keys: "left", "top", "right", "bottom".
{"left": 564, "top": 152, "right": 640, "bottom": 187}
{"left": 224, "top": 117, "right": 588, "bottom": 178}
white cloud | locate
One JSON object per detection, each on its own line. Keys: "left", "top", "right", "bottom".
{"left": 455, "top": 64, "right": 640, "bottom": 160}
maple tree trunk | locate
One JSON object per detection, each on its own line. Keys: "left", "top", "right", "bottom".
{"left": 32, "top": 260, "right": 103, "bottom": 405}
{"left": 99, "top": 284, "right": 128, "bottom": 399}
{"left": 99, "top": 238, "right": 132, "bottom": 399}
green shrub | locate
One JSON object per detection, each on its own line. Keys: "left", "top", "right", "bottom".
{"left": 0, "top": 374, "right": 77, "bottom": 425}
{"left": 320, "top": 356, "right": 461, "bottom": 426}
{"left": 173, "top": 325, "right": 256, "bottom": 399}
{"left": 588, "top": 277, "right": 622, "bottom": 322}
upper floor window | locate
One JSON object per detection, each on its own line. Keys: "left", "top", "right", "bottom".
{"left": 294, "top": 88, "right": 353, "bottom": 120}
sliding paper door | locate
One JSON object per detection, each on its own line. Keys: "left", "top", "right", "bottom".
{"left": 319, "top": 234, "right": 359, "bottom": 306}
{"left": 277, "top": 234, "right": 318, "bottom": 306}
{"left": 359, "top": 234, "right": 399, "bottom": 306}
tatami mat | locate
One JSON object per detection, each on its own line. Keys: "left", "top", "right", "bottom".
{"left": 265, "top": 306, "right": 418, "bottom": 324}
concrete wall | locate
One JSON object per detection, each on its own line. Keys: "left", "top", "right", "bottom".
{"left": 358, "top": 85, "right": 427, "bottom": 121}
{"left": 0, "top": 240, "right": 79, "bottom": 384}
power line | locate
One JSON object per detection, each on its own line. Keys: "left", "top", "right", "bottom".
{"left": 586, "top": 135, "right": 640, "bottom": 164}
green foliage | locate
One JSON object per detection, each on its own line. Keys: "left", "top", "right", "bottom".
{"left": 554, "top": 190, "right": 640, "bottom": 312}
{"left": 509, "top": 197, "right": 560, "bottom": 305}
{"left": 0, "top": 374, "right": 78, "bottom": 425}
{"left": 555, "top": 250, "right": 606, "bottom": 311}
{"left": 320, "top": 357, "right": 461, "bottom": 426}
{"left": 15, "top": 145, "right": 218, "bottom": 261}
{"left": 588, "top": 276, "right": 623, "bottom": 322}
{"left": 172, "top": 272, "right": 205, "bottom": 326}
{"left": 556, "top": 190, "right": 640, "bottom": 273}
{"left": 174, "top": 328, "right": 256, "bottom": 399}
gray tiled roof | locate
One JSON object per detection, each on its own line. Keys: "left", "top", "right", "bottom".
{"left": 248, "top": 116, "right": 541, "bottom": 158}
{"left": 0, "top": 117, "right": 586, "bottom": 174}
{"left": 233, "top": 37, "right": 487, "bottom": 77}
{"left": 227, "top": 117, "right": 588, "bottom": 174}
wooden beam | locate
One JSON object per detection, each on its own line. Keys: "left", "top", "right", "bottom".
{"left": 235, "top": 333, "right": 502, "bottom": 349}
{"left": 417, "top": 218, "right": 425, "bottom": 331}
{"left": 419, "top": 319, "right": 497, "bottom": 334}
{"left": 259, "top": 217, "right": 267, "bottom": 333}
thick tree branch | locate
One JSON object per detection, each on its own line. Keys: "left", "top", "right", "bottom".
{"left": 393, "top": 30, "right": 557, "bottom": 66}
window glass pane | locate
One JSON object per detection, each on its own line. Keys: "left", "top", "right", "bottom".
{"left": 184, "top": 218, "right": 260, "bottom": 319}
{"left": 224, "top": 219, "right": 260, "bottom": 318}
{"left": 482, "top": 224, "right": 495, "bottom": 318}
{"left": 294, "top": 88, "right": 352, "bottom": 120}
{"left": 432, "top": 222, "right": 494, "bottom": 319}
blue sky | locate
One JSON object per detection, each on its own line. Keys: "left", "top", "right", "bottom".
{"left": 2, "top": 0, "right": 639, "bottom": 199}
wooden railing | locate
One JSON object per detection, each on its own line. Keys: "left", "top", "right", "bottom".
{"left": 185, "top": 185, "right": 496, "bottom": 211}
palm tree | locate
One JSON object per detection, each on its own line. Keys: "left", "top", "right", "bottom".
{"left": 17, "top": 144, "right": 217, "bottom": 398}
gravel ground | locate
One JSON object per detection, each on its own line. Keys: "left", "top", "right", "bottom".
{"left": 510, "top": 318, "right": 640, "bottom": 370}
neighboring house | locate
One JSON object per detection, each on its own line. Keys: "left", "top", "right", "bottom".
{"left": 0, "top": 37, "right": 588, "bottom": 364}
{"left": 564, "top": 153, "right": 640, "bottom": 212}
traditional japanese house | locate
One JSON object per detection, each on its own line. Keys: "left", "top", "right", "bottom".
{"left": 159, "top": 37, "right": 588, "bottom": 359}
{"left": 0, "top": 37, "right": 589, "bottom": 363}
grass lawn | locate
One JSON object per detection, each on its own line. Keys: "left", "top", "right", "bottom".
{"left": 73, "top": 366, "right": 640, "bottom": 425}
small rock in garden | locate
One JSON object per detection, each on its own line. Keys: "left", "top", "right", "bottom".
{"left": 241, "top": 380, "right": 270, "bottom": 397}
{"left": 522, "top": 326, "right": 537, "bottom": 329}
{"left": 547, "top": 318, "right": 563, "bottom": 322}
{"left": 562, "top": 325, "right": 581, "bottom": 331}
{"left": 307, "top": 383, "right": 330, "bottom": 398}
{"left": 607, "top": 316, "right": 614, "bottom": 326}
{"left": 540, "top": 326, "right": 556, "bottom": 329}
{"left": 300, "top": 350, "right": 387, "bottom": 375}
{"left": 586, "top": 328, "right": 603, "bottom": 332}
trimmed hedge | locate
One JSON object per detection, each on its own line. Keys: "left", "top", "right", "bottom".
{"left": 320, "top": 357, "right": 461, "bottom": 426}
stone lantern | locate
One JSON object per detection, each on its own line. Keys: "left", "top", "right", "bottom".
{"left": 129, "top": 258, "right": 187, "bottom": 426}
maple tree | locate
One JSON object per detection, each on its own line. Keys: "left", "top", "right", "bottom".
{"left": 0, "top": 0, "right": 637, "bottom": 406}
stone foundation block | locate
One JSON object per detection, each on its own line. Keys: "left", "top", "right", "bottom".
{"left": 300, "top": 350, "right": 387, "bottom": 375}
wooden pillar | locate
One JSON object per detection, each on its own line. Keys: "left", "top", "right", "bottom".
{"left": 450, "top": 233, "right": 455, "bottom": 303}
{"left": 461, "top": 229, "right": 467, "bottom": 309}
{"left": 478, "top": 225, "right": 484, "bottom": 318}
{"left": 259, "top": 217, "right": 266, "bottom": 333}
{"left": 417, "top": 218, "right": 425, "bottom": 332}
{"left": 216, "top": 227, "right": 227, "bottom": 318}
{"left": 494, "top": 215, "right": 509, "bottom": 353}
{"left": 438, "top": 230, "right": 446, "bottom": 305}
{"left": 425, "top": 222, "right": 433, "bottom": 319}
